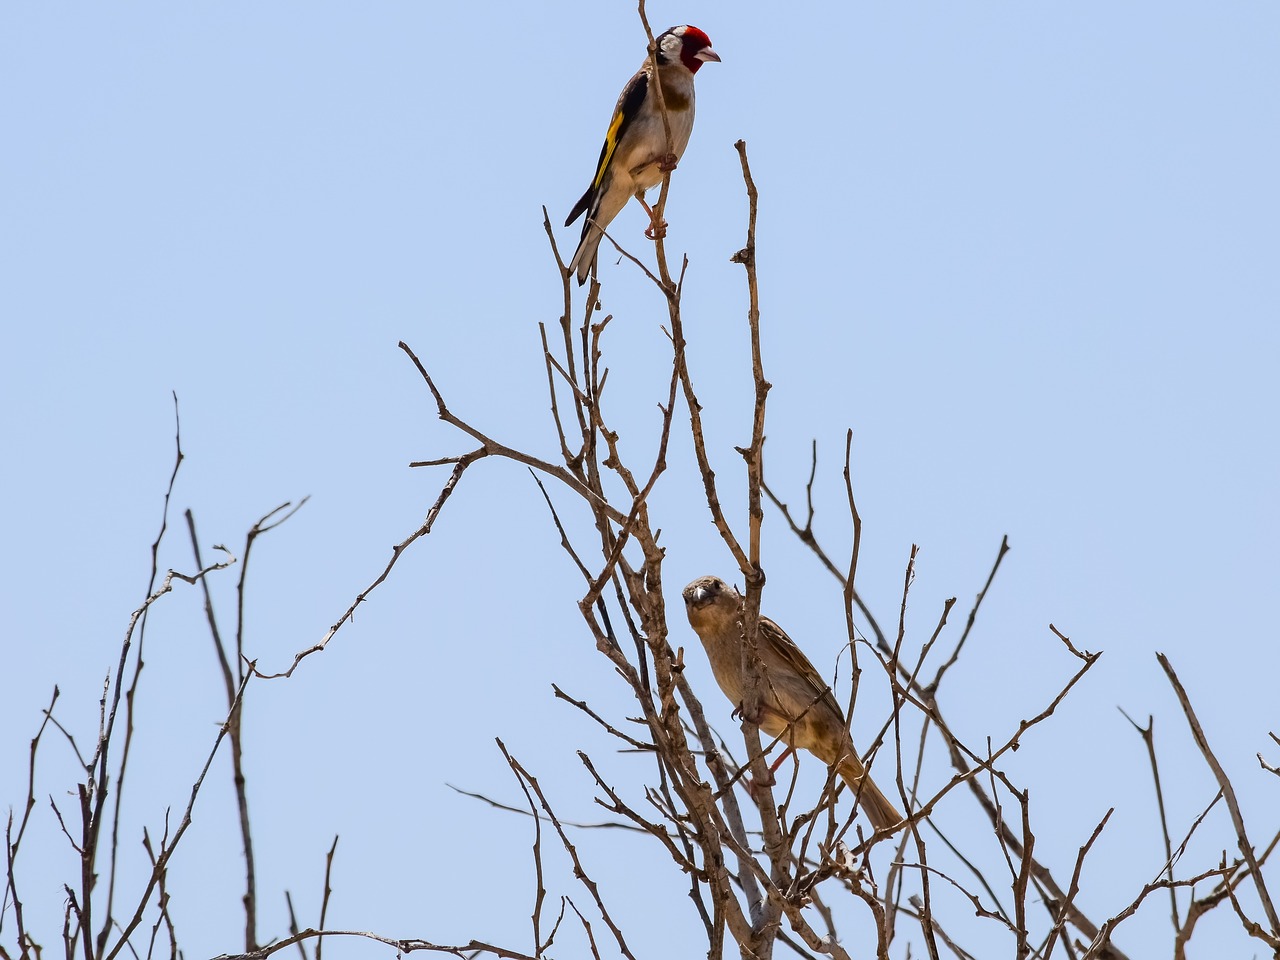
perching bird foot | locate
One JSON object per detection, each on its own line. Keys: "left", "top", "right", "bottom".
{"left": 743, "top": 768, "right": 776, "bottom": 801}
{"left": 635, "top": 194, "right": 668, "bottom": 241}
{"left": 743, "top": 747, "right": 804, "bottom": 800}
{"left": 657, "top": 152, "right": 679, "bottom": 173}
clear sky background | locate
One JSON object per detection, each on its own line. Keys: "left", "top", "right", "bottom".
{"left": 3, "top": 3, "right": 1278, "bottom": 957}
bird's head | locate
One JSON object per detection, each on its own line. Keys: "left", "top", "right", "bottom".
{"left": 682, "top": 575, "right": 739, "bottom": 629}
{"left": 656, "top": 25, "right": 721, "bottom": 74}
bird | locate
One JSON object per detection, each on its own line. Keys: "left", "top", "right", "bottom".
{"left": 682, "top": 575, "right": 904, "bottom": 832}
{"left": 565, "top": 24, "right": 720, "bottom": 285}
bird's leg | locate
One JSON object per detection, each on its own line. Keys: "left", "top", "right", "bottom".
{"left": 630, "top": 154, "right": 679, "bottom": 177}
{"left": 732, "top": 702, "right": 797, "bottom": 797}
{"left": 743, "top": 746, "right": 797, "bottom": 800}
{"left": 768, "top": 745, "right": 797, "bottom": 777}
{"left": 636, "top": 191, "right": 668, "bottom": 241}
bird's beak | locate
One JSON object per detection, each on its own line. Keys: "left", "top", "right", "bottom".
{"left": 690, "top": 585, "right": 710, "bottom": 603}
{"left": 696, "top": 47, "right": 721, "bottom": 64}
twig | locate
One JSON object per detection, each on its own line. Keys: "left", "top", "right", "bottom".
{"left": 496, "top": 741, "right": 636, "bottom": 960}
{"left": 104, "top": 671, "right": 254, "bottom": 960}
{"left": 259, "top": 447, "right": 480, "bottom": 679}
{"left": 209, "top": 929, "right": 542, "bottom": 960}
{"left": 1116, "top": 708, "right": 1180, "bottom": 929}
{"left": 1043, "top": 808, "right": 1112, "bottom": 958}
{"left": 100, "top": 397, "right": 186, "bottom": 959}
{"left": 399, "top": 341, "right": 625, "bottom": 524}
{"left": 446, "top": 785, "right": 644, "bottom": 833}
{"left": 551, "top": 686, "right": 654, "bottom": 752}
{"left": 927, "top": 536, "right": 1009, "bottom": 691}
{"left": 1158, "top": 653, "right": 1280, "bottom": 946}
{"left": 316, "top": 837, "right": 338, "bottom": 960}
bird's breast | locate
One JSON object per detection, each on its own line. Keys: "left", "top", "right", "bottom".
{"left": 660, "top": 87, "right": 692, "bottom": 112}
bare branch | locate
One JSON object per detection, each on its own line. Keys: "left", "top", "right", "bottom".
{"left": 1158, "top": 653, "right": 1280, "bottom": 946}
{"left": 258, "top": 449, "right": 480, "bottom": 679}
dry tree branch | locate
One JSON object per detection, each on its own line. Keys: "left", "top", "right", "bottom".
{"left": 1172, "top": 838, "right": 1248, "bottom": 960}
{"left": 234, "top": 501, "right": 307, "bottom": 950}
{"left": 669, "top": 674, "right": 761, "bottom": 951}
{"left": 659, "top": 128, "right": 753, "bottom": 577}
{"left": 762, "top": 451, "right": 886, "bottom": 652}
{"left": 878, "top": 627, "right": 1122, "bottom": 956}
{"left": 575, "top": 753, "right": 698, "bottom": 874}
{"left": 730, "top": 138, "right": 768, "bottom": 583}
{"left": 551, "top": 685, "right": 654, "bottom": 753}
{"left": 1084, "top": 864, "right": 1233, "bottom": 960}
{"left": 1042, "top": 808, "right": 1112, "bottom": 959}
{"left": 186, "top": 499, "right": 306, "bottom": 953}
{"left": 259, "top": 432, "right": 481, "bottom": 679}
{"left": 140, "top": 820, "right": 177, "bottom": 960}
{"left": 563, "top": 898, "right": 601, "bottom": 960}
{"left": 921, "top": 819, "right": 1013, "bottom": 926}
{"left": 911, "top": 817, "right": 943, "bottom": 960}
{"left": 1158, "top": 653, "right": 1280, "bottom": 948}
{"left": 577, "top": 346, "right": 680, "bottom": 611}
{"left": 103, "top": 672, "right": 253, "bottom": 960}
{"left": 902, "top": 896, "right": 979, "bottom": 960}
{"left": 3, "top": 687, "right": 60, "bottom": 952}
{"left": 839, "top": 430, "right": 865, "bottom": 667}
{"left": 400, "top": 342, "right": 626, "bottom": 523}
{"left": 315, "top": 837, "right": 338, "bottom": 960}
{"left": 1116, "top": 708, "right": 1180, "bottom": 930}
{"left": 501, "top": 743, "right": 549, "bottom": 956}
{"left": 1007, "top": 781, "right": 1034, "bottom": 960}
{"left": 210, "top": 929, "right": 543, "bottom": 960}
{"left": 99, "top": 395, "right": 185, "bottom": 960}
{"left": 596, "top": 226, "right": 667, "bottom": 290}
{"left": 1261, "top": 733, "right": 1280, "bottom": 778}
{"left": 926, "top": 535, "right": 1009, "bottom": 692}
{"left": 496, "top": 741, "right": 636, "bottom": 960}
{"left": 283, "top": 893, "right": 306, "bottom": 960}
{"left": 1166, "top": 791, "right": 1278, "bottom": 957}
{"left": 892, "top": 862, "right": 1013, "bottom": 932}
{"left": 60, "top": 546, "right": 236, "bottom": 960}
{"left": 444, "top": 785, "right": 644, "bottom": 833}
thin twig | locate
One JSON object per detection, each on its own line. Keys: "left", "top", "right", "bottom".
{"left": 258, "top": 447, "right": 480, "bottom": 679}
{"left": 1158, "top": 653, "right": 1280, "bottom": 946}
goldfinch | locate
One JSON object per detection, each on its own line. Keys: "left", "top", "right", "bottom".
{"left": 565, "top": 25, "right": 720, "bottom": 285}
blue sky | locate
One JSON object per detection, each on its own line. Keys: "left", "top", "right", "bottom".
{"left": 3, "top": 3, "right": 1278, "bottom": 957}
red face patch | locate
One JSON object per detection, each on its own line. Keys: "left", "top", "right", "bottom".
{"left": 681, "top": 25, "right": 713, "bottom": 49}
{"left": 677, "top": 25, "right": 715, "bottom": 73}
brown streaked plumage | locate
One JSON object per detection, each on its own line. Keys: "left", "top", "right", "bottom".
{"left": 682, "top": 575, "right": 903, "bottom": 832}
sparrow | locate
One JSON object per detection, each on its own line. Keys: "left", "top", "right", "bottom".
{"left": 565, "top": 25, "right": 720, "bottom": 285}
{"left": 682, "top": 576, "right": 904, "bottom": 832}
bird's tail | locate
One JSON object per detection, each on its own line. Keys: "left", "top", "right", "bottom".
{"left": 837, "top": 759, "right": 904, "bottom": 833}
{"left": 568, "top": 221, "right": 603, "bottom": 286}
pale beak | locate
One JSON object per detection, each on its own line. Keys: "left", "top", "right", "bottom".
{"left": 691, "top": 585, "right": 710, "bottom": 603}
{"left": 696, "top": 47, "right": 721, "bottom": 63}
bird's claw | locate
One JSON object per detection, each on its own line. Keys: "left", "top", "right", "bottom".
{"left": 645, "top": 218, "right": 669, "bottom": 241}
{"left": 657, "top": 153, "right": 679, "bottom": 173}
{"left": 732, "top": 702, "right": 764, "bottom": 725}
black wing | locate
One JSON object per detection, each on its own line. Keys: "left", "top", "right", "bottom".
{"left": 565, "top": 68, "right": 649, "bottom": 227}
